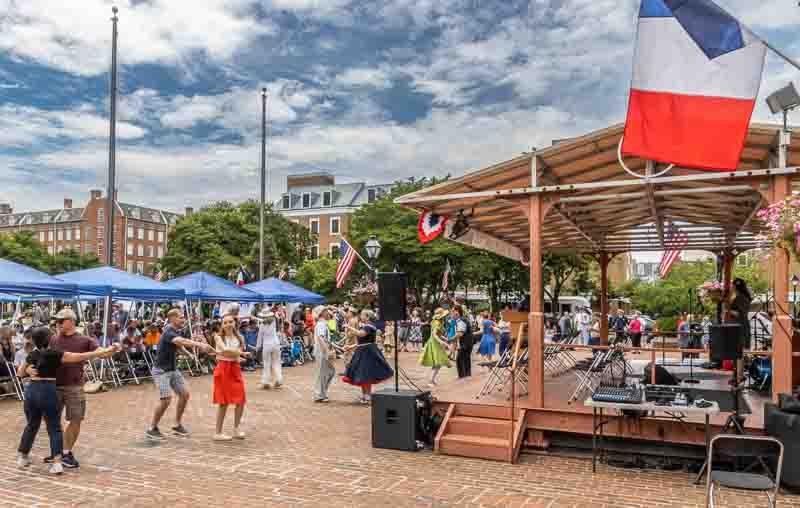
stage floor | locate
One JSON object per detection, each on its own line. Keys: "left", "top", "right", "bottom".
{"left": 429, "top": 351, "right": 768, "bottom": 431}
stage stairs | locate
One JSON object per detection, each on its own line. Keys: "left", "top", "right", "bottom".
{"left": 435, "top": 404, "right": 528, "bottom": 463}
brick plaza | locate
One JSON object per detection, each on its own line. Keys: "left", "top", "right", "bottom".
{"left": 1, "top": 354, "right": 797, "bottom": 508}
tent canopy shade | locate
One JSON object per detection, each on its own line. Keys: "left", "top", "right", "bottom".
{"left": 164, "top": 272, "right": 263, "bottom": 303}
{"left": 244, "top": 277, "right": 325, "bottom": 304}
{"left": 0, "top": 258, "right": 78, "bottom": 297}
{"left": 56, "top": 266, "right": 185, "bottom": 302}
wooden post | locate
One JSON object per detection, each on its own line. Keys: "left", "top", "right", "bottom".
{"left": 722, "top": 251, "right": 734, "bottom": 294}
{"left": 772, "top": 175, "right": 793, "bottom": 400}
{"left": 600, "top": 251, "right": 609, "bottom": 346}
{"left": 528, "top": 195, "right": 545, "bottom": 408}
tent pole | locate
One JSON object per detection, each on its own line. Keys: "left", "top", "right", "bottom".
{"left": 100, "top": 295, "right": 111, "bottom": 382}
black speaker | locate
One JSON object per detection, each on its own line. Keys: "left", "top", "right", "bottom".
{"left": 371, "top": 389, "right": 430, "bottom": 451}
{"left": 710, "top": 323, "right": 743, "bottom": 362}
{"left": 643, "top": 363, "right": 681, "bottom": 385}
{"left": 377, "top": 272, "right": 407, "bottom": 322}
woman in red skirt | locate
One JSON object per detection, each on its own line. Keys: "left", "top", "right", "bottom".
{"left": 213, "top": 314, "right": 251, "bottom": 441}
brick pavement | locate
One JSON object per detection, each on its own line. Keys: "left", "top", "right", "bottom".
{"left": 0, "top": 353, "right": 797, "bottom": 508}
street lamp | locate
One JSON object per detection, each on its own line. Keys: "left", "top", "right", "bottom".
{"left": 288, "top": 266, "right": 297, "bottom": 279}
{"left": 792, "top": 274, "right": 799, "bottom": 320}
{"left": 365, "top": 235, "right": 381, "bottom": 262}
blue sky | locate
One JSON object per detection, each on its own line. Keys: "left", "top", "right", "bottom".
{"left": 0, "top": 0, "right": 798, "bottom": 214}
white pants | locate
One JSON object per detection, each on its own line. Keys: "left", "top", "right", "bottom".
{"left": 261, "top": 347, "right": 283, "bottom": 387}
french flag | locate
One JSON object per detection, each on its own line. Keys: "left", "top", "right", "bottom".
{"left": 622, "top": 0, "right": 767, "bottom": 171}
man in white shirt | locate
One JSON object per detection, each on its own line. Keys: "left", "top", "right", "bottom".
{"left": 312, "top": 306, "right": 335, "bottom": 403}
{"left": 256, "top": 311, "right": 282, "bottom": 389}
{"left": 576, "top": 307, "right": 592, "bottom": 346}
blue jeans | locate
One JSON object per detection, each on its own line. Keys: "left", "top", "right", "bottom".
{"left": 18, "top": 381, "right": 63, "bottom": 458}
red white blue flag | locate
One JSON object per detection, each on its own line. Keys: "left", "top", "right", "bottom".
{"left": 336, "top": 240, "right": 358, "bottom": 288}
{"left": 418, "top": 210, "right": 448, "bottom": 244}
{"left": 622, "top": 0, "right": 766, "bottom": 171}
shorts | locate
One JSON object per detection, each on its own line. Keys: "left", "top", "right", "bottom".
{"left": 57, "top": 385, "right": 87, "bottom": 422}
{"left": 153, "top": 369, "right": 188, "bottom": 399}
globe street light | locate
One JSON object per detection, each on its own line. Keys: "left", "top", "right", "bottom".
{"left": 288, "top": 266, "right": 297, "bottom": 279}
{"left": 365, "top": 235, "right": 381, "bottom": 261}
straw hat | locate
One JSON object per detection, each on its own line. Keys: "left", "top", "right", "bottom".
{"left": 258, "top": 310, "right": 275, "bottom": 319}
{"left": 54, "top": 308, "right": 77, "bottom": 322}
{"left": 312, "top": 305, "right": 330, "bottom": 320}
{"left": 433, "top": 308, "right": 449, "bottom": 320}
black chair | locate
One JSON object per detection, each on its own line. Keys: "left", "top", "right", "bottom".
{"left": 765, "top": 399, "right": 800, "bottom": 490}
{"left": 706, "top": 434, "right": 784, "bottom": 508}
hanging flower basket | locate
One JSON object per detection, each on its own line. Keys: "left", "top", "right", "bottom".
{"left": 756, "top": 198, "right": 800, "bottom": 259}
{"left": 698, "top": 281, "right": 724, "bottom": 306}
{"left": 350, "top": 279, "right": 377, "bottom": 306}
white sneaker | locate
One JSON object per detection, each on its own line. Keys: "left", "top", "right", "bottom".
{"left": 16, "top": 453, "right": 31, "bottom": 469}
{"left": 49, "top": 462, "right": 63, "bottom": 475}
{"left": 213, "top": 433, "right": 233, "bottom": 442}
{"left": 233, "top": 428, "right": 246, "bottom": 440}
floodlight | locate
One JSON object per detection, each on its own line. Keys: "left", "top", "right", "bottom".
{"left": 766, "top": 82, "right": 800, "bottom": 115}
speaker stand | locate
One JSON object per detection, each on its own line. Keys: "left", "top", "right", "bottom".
{"left": 393, "top": 319, "right": 399, "bottom": 392}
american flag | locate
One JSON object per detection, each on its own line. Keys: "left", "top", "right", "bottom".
{"left": 442, "top": 259, "right": 451, "bottom": 292}
{"left": 335, "top": 240, "right": 357, "bottom": 288}
{"left": 658, "top": 226, "right": 689, "bottom": 279}
{"left": 154, "top": 269, "right": 164, "bottom": 281}
{"left": 278, "top": 269, "right": 287, "bottom": 280}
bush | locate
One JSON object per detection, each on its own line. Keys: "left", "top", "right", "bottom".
{"left": 657, "top": 316, "right": 678, "bottom": 334}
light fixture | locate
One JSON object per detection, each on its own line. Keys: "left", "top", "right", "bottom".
{"left": 365, "top": 235, "right": 381, "bottom": 261}
{"left": 792, "top": 274, "right": 799, "bottom": 287}
{"left": 766, "top": 82, "right": 800, "bottom": 116}
{"left": 449, "top": 209, "right": 472, "bottom": 240}
{"left": 288, "top": 267, "right": 297, "bottom": 279}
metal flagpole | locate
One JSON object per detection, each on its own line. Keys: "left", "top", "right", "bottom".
{"left": 260, "top": 88, "right": 267, "bottom": 281}
{"left": 342, "top": 238, "right": 375, "bottom": 272}
{"left": 104, "top": 7, "right": 120, "bottom": 349}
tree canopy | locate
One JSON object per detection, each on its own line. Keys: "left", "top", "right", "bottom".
{"left": 160, "top": 200, "right": 315, "bottom": 279}
{"left": 0, "top": 231, "right": 100, "bottom": 274}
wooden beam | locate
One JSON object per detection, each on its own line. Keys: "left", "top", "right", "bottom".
{"left": 552, "top": 205, "right": 600, "bottom": 250}
{"left": 528, "top": 195, "right": 544, "bottom": 408}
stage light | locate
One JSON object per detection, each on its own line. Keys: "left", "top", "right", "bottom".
{"left": 766, "top": 82, "right": 800, "bottom": 115}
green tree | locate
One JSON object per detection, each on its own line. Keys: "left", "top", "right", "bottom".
{"left": 295, "top": 257, "right": 339, "bottom": 300}
{"left": 160, "top": 201, "right": 314, "bottom": 279}
{"left": 542, "top": 253, "right": 593, "bottom": 311}
{"left": 0, "top": 231, "right": 99, "bottom": 274}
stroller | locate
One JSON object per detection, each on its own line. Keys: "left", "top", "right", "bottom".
{"left": 290, "top": 336, "right": 312, "bottom": 364}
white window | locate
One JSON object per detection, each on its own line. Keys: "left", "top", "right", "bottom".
{"left": 367, "top": 188, "right": 376, "bottom": 203}
{"left": 310, "top": 218, "right": 319, "bottom": 235}
{"left": 48, "top": 231, "right": 54, "bottom": 241}
{"left": 57, "top": 229, "right": 63, "bottom": 241}
{"left": 157, "top": 231, "right": 164, "bottom": 243}
{"left": 311, "top": 244, "right": 319, "bottom": 258}
{"left": 137, "top": 227, "right": 144, "bottom": 240}
{"left": 127, "top": 261, "right": 134, "bottom": 273}
{"left": 302, "top": 193, "right": 311, "bottom": 208}
{"left": 323, "top": 191, "right": 332, "bottom": 207}
{"left": 66, "top": 229, "right": 72, "bottom": 241}
{"left": 329, "top": 243, "right": 340, "bottom": 258}
{"left": 38, "top": 231, "right": 45, "bottom": 242}
{"left": 127, "top": 226, "right": 134, "bottom": 238}
{"left": 147, "top": 229, "right": 154, "bottom": 241}
{"left": 157, "top": 246, "right": 164, "bottom": 258}
{"left": 57, "top": 245, "right": 63, "bottom": 253}
{"left": 48, "top": 246, "right": 54, "bottom": 255}
{"left": 146, "top": 246, "right": 154, "bottom": 258}
{"left": 74, "top": 228, "right": 80, "bottom": 240}
{"left": 282, "top": 195, "right": 290, "bottom": 209}
{"left": 137, "top": 245, "right": 144, "bottom": 257}
{"left": 330, "top": 217, "right": 340, "bottom": 235}
{"left": 127, "top": 243, "right": 134, "bottom": 256}
{"left": 136, "top": 261, "right": 144, "bottom": 274}
{"left": 84, "top": 244, "right": 92, "bottom": 254}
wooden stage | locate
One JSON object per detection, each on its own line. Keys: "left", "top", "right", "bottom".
{"left": 429, "top": 352, "right": 769, "bottom": 460}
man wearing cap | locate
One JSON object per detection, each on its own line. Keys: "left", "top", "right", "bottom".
{"left": 48, "top": 308, "right": 99, "bottom": 469}
{"left": 256, "top": 310, "right": 282, "bottom": 389}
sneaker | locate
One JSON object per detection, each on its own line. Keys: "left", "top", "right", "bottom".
{"left": 260, "top": 384, "right": 272, "bottom": 390}
{"left": 16, "top": 453, "right": 31, "bottom": 469}
{"left": 146, "top": 427, "right": 166, "bottom": 441}
{"left": 233, "top": 428, "right": 245, "bottom": 440}
{"left": 273, "top": 382, "right": 282, "bottom": 389}
{"left": 313, "top": 397, "right": 330, "bottom": 403}
{"left": 360, "top": 397, "right": 370, "bottom": 405}
{"left": 171, "top": 424, "right": 190, "bottom": 437}
{"left": 42, "top": 455, "right": 54, "bottom": 464}
{"left": 62, "top": 452, "right": 79, "bottom": 469}
{"left": 213, "top": 433, "right": 232, "bottom": 442}
{"left": 49, "top": 462, "right": 63, "bottom": 475}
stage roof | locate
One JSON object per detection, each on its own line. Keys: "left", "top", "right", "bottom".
{"left": 396, "top": 123, "right": 800, "bottom": 256}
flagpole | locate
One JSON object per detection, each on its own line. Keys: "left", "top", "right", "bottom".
{"left": 343, "top": 238, "right": 374, "bottom": 272}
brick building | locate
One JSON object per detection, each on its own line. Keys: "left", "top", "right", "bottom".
{"left": 0, "top": 190, "right": 183, "bottom": 275}
{"left": 276, "top": 173, "right": 393, "bottom": 258}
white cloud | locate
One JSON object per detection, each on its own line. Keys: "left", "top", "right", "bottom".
{"left": 336, "top": 67, "right": 392, "bottom": 89}
{"left": 0, "top": 104, "right": 145, "bottom": 146}
{"left": 0, "top": 0, "right": 276, "bottom": 76}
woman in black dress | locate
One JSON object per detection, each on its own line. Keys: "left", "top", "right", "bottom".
{"left": 342, "top": 310, "right": 394, "bottom": 404}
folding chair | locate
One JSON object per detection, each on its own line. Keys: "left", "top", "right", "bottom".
{"left": 1, "top": 358, "right": 23, "bottom": 401}
{"left": 475, "top": 346, "right": 514, "bottom": 399}
{"left": 706, "top": 435, "right": 784, "bottom": 508}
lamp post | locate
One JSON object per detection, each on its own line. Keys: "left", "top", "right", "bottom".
{"left": 288, "top": 266, "right": 297, "bottom": 280}
{"left": 259, "top": 87, "right": 268, "bottom": 280}
{"left": 104, "top": 6, "right": 119, "bottom": 268}
{"left": 364, "top": 235, "right": 381, "bottom": 278}
{"left": 792, "top": 275, "right": 799, "bottom": 320}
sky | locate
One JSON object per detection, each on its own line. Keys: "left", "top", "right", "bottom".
{"left": 0, "top": 0, "right": 799, "bottom": 216}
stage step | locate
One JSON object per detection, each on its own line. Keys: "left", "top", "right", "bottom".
{"left": 447, "top": 415, "right": 512, "bottom": 440}
{"left": 438, "top": 434, "right": 510, "bottom": 462}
